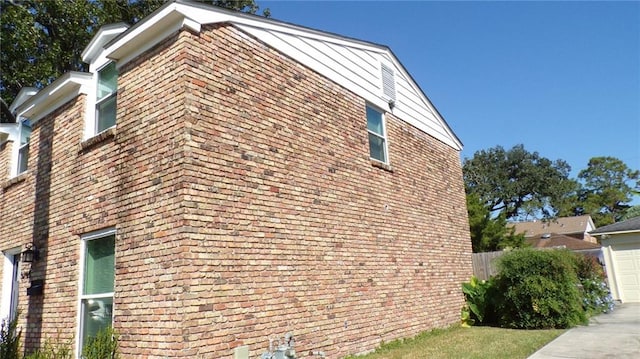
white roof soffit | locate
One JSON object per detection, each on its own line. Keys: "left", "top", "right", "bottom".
{"left": 9, "top": 87, "right": 39, "bottom": 114}
{"left": 82, "top": 23, "right": 130, "bottom": 64}
{"left": 105, "top": 0, "right": 463, "bottom": 150}
{"left": 18, "top": 72, "right": 93, "bottom": 123}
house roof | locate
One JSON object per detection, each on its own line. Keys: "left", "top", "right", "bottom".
{"left": 101, "top": 0, "right": 463, "bottom": 151}
{"left": 16, "top": 72, "right": 93, "bottom": 123}
{"left": 511, "top": 215, "right": 595, "bottom": 237}
{"left": 526, "top": 233, "right": 601, "bottom": 251}
{"left": 590, "top": 216, "right": 640, "bottom": 236}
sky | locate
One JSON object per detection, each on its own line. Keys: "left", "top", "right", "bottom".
{"left": 260, "top": 0, "right": 640, "bottom": 180}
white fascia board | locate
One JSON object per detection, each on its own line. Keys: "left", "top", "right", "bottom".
{"left": 18, "top": 72, "right": 93, "bottom": 123}
{"left": 105, "top": 4, "right": 200, "bottom": 67}
{"left": 594, "top": 229, "right": 640, "bottom": 237}
{"left": 175, "top": 2, "right": 385, "bottom": 53}
{"left": 9, "top": 88, "right": 38, "bottom": 114}
{"left": 82, "top": 23, "right": 130, "bottom": 64}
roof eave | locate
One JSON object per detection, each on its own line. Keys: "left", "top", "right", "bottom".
{"left": 81, "top": 23, "right": 130, "bottom": 64}
{"left": 18, "top": 72, "right": 93, "bottom": 122}
{"left": 591, "top": 229, "right": 640, "bottom": 237}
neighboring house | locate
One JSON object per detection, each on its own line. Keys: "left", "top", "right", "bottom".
{"left": 512, "top": 215, "right": 597, "bottom": 243}
{"left": 590, "top": 217, "right": 640, "bottom": 303}
{"left": 526, "top": 233, "right": 601, "bottom": 251}
{"left": 0, "top": 1, "right": 472, "bottom": 358}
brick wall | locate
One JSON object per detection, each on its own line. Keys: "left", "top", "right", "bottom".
{"left": 1, "top": 23, "right": 472, "bottom": 358}
{"left": 171, "top": 24, "right": 472, "bottom": 357}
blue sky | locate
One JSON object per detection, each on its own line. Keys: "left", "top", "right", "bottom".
{"left": 261, "top": 1, "right": 640, "bottom": 180}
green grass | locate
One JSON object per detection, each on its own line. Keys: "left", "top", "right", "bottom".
{"left": 346, "top": 326, "right": 565, "bottom": 359}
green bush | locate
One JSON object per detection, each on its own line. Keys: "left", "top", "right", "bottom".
{"left": 1, "top": 314, "right": 21, "bottom": 359}
{"left": 575, "top": 254, "right": 615, "bottom": 314}
{"left": 24, "top": 339, "right": 72, "bottom": 359}
{"left": 493, "top": 248, "right": 587, "bottom": 329}
{"left": 82, "top": 326, "right": 119, "bottom": 359}
{"left": 461, "top": 276, "right": 498, "bottom": 326}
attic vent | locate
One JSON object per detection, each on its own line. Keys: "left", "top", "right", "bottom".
{"left": 381, "top": 63, "right": 396, "bottom": 102}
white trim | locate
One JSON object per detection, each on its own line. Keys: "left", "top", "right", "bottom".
{"left": 1, "top": 247, "right": 22, "bottom": 321}
{"left": 17, "top": 72, "right": 93, "bottom": 124}
{"left": 593, "top": 229, "right": 640, "bottom": 237}
{"left": 15, "top": 119, "right": 31, "bottom": 175}
{"left": 105, "top": 7, "right": 192, "bottom": 68}
{"left": 81, "top": 227, "right": 117, "bottom": 242}
{"left": 9, "top": 88, "right": 38, "bottom": 114}
{"left": 82, "top": 24, "right": 129, "bottom": 64}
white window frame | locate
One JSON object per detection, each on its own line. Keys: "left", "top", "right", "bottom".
{"left": 16, "top": 118, "right": 32, "bottom": 175}
{"left": 75, "top": 227, "right": 116, "bottom": 357}
{"left": 1, "top": 247, "right": 22, "bottom": 322}
{"left": 94, "top": 62, "right": 118, "bottom": 135}
{"left": 366, "top": 104, "right": 389, "bottom": 164}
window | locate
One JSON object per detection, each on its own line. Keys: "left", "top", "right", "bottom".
{"left": 78, "top": 230, "right": 115, "bottom": 353}
{"left": 1, "top": 249, "right": 21, "bottom": 321}
{"left": 17, "top": 119, "right": 31, "bottom": 174}
{"left": 95, "top": 62, "right": 117, "bottom": 134}
{"left": 366, "top": 105, "right": 388, "bottom": 163}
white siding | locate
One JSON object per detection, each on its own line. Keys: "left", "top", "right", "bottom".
{"left": 602, "top": 233, "right": 640, "bottom": 303}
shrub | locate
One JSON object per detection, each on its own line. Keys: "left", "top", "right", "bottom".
{"left": 82, "top": 326, "right": 119, "bottom": 359}
{"left": 24, "top": 332, "right": 72, "bottom": 359}
{"left": 461, "top": 276, "right": 497, "bottom": 326}
{"left": 575, "top": 254, "right": 615, "bottom": 314}
{"left": 493, "top": 248, "right": 587, "bottom": 329}
{"left": 1, "top": 314, "right": 21, "bottom": 359}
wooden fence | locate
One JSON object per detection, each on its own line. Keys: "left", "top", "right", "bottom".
{"left": 471, "top": 250, "right": 505, "bottom": 280}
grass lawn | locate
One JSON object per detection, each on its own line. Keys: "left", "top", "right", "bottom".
{"left": 348, "top": 326, "right": 565, "bottom": 359}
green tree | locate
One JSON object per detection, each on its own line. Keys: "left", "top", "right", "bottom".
{"left": 575, "top": 157, "right": 640, "bottom": 226}
{"left": 621, "top": 205, "right": 640, "bottom": 221}
{"left": 0, "top": 0, "right": 269, "bottom": 105}
{"left": 463, "top": 144, "right": 576, "bottom": 220}
{"left": 466, "top": 193, "right": 526, "bottom": 252}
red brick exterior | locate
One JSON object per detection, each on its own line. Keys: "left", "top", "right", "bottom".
{"left": 0, "top": 24, "right": 472, "bottom": 358}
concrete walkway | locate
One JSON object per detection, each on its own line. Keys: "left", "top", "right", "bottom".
{"left": 528, "top": 303, "right": 640, "bottom": 359}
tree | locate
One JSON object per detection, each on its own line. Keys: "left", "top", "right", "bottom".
{"left": 575, "top": 157, "right": 640, "bottom": 226}
{"left": 0, "top": 0, "right": 269, "bottom": 105}
{"left": 463, "top": 144, "right": 576, "bottom": 220}
{"left": 466, "top": 193, "right": 526, "bottom": 252}
{"left": 621, "top": 205, "right": 640, "bottom": 221}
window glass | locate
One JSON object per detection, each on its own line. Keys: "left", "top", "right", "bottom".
{"left": 366, "top": 105, "right": 388, "bottom": 163}
{"left": 80, "top": 296, "right": 113, "bottom": 344}
{"left": 369, "top": 133, "right": 386, "bottom": 163}
{"left": 95, "top": 62, "right": 118, "bottom": 133}
{"left": 17, "top": 120, "right": 31, "bottom": 174}
{"left": 366, "top": 106, "right": 383, "bottom": 134}
{"left": 80, "top": 232, "right": 115, "bottom": 352}
{"left": 97, "top": 63, "right": 117, "bottom": 101}
{"left": 19, "top": 120, "right": 31, "bottom": 145}
{"left": 83, "top": 235, "right": 115, "bottom": 295}
{"left": 96, "top": 96, "right": 117, "bottom": 133}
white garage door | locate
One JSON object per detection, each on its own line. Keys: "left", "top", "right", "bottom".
{"left": 612, "top": 244, "right": 640, "bottom": 303}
